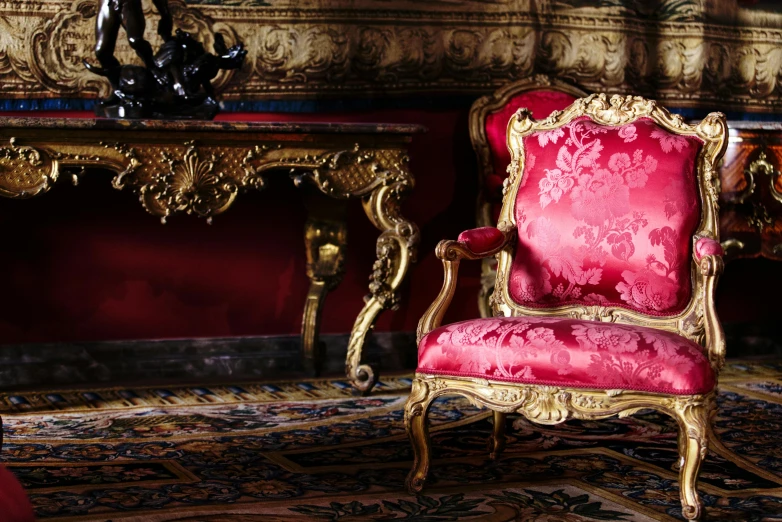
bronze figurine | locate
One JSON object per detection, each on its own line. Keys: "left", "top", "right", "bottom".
{"left": 85, "top": 0, "right": 246, "bottom": 120}
{"left": 94, "top": 0, "right": 172, "bottom": 74}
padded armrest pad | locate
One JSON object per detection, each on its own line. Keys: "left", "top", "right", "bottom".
{"left": 694, "top": 237, "right": 724, "bottom": 260}
{"left": 457, "top": 227, "right": 505, "bottom": 255}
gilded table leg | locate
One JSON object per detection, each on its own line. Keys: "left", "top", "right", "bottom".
{"left": 488, "top": 411, "right": 507, "bottom": 460}
{"left": 346, "top": 174, "right": 419, "bottom": 394}
{"left": 301, "top": 204, "right": 347, "bottom": 376}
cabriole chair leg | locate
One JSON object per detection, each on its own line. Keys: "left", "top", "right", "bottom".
{"left": 676, "top": 402, "right": 710, "bottom": 520}
{"left": 674, "top": 422, "right": 686, "bottom": 471}
{"left": 488, "top": 411, "right": 507, "bottom": 460}
{"left": 404, "top": 387, "right": 433, "bottom": 494}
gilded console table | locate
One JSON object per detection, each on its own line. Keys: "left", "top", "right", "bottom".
{"left": 0, "top": 118, "right": 424, "bottom": 393}
{"left": 721, "top": 122, "right": 782, "bottom": 261}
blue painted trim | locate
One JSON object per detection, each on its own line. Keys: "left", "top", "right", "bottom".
{"left": 0, "top": 96, "right": 478, "bottom": 113}
{"left": 0, "top": 97, "right": 780, "bottom": 120}
{"left": 226, "top": 97, "right": 483, "bottom": 112}
{"left": 0, "top": 98, "right": 95, "bottom": 111}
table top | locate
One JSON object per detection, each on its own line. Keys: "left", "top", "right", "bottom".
{"left": 1, "top": 115, "right": 775, "bottom": 134}
{"left": 0, "top": 117, "right": 427, "bottom": 135}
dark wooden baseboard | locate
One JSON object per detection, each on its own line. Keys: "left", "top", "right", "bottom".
{"left": 0, "top": 323, "right": 776, "bottom": 390}
{"left": 0, "top": 332, "right": 417, "bottom": 391}
{"left": 725, "top": 322, "right": 782, "bottom": 358}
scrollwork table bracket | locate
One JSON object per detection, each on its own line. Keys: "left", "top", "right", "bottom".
{"left": 348, "top": 158, "right": 419, "bottom": 395}
{"left": 290, "top": 146, "right": 420, "bottom": 394}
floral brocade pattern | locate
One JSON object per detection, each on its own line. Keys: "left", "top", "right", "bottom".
{"left": 418, "top": 317, "right": 714, "bottom": 394}
{"left": 484, "top": 91, "right": 579, "bottom": 209}
{"left": 510, "top": 117, "right": 702, "bottom": 315}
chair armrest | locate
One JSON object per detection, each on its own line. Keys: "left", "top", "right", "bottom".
{"left": 457, "top": 227, "right": 507, "bottom": 256}
{"left": 694, "top": 236, "right": 724, "bottom": 261}
{"left": 437, "top": 226, "right": 512, "bottom": 261}
{"left": 695, "top": 236, "right": 726, "bottom": 373}
{"left": 418, "top": 227, "right": 514, "bottom": 342}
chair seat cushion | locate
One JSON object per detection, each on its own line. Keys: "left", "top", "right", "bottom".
{"left": 418, "top": 317, "right": 714, "bottom": 395}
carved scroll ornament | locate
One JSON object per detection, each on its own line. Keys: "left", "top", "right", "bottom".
{"left": 2, "top": 1, "right": 782, "bottom": 111}
{"left": 0, "top": 138, "right": 57, "bottom": 198}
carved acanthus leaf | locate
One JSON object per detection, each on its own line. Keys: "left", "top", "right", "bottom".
{"left": 2, "top": 2, "right": 782, "bottom": 110}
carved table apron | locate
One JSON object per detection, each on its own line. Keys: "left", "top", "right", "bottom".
{"left": 0, "top": 118, "right": 424, "bottom": 393}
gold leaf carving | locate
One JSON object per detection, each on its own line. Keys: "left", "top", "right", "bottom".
{"left": 2, "top": 1, "right": 782, "bottom": 110}
{"left": 408, "top": 373, "right": 716, "bottom": 519}
{"left": 140, "top": 144, "right": 239, "bottom": 222}
{"left": 0, "top": 138, "right": 56, "bottom": 197}
{"left": 490, "top": 388, "right": 522, "bottom": 403}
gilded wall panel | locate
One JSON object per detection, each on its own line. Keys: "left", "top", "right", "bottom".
{"left": 1, "top": 0, "right": 782, "bottom": 111}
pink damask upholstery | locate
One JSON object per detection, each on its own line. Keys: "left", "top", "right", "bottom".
{"left": 510, "top": 117, "right": 703, "bottom": 316}
{"left": 458, "top": 227, "right": 505, "bottom": 254}
{"left": 484, "top": 91, "right": 580, "bottom": 220}
{"left": 419, "top": 317, "right": 715, "bottom": 395}
{"left": 695, "top": 237, "right": 724, "bottom": 260}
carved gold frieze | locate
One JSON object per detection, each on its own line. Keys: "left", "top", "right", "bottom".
{"left": 2, "top": 1, "right": 782, "bottom": 110}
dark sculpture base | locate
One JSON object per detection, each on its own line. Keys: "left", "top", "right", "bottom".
{"left": 95, "top": 96, "right": 219, "bottom": 120}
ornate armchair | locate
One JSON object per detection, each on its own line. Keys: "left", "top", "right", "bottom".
{"left": 469, "top": 75, "right": 588, "bottom": 317}
{"left": 405, "top": 94, "right": 727, "bottom": 520}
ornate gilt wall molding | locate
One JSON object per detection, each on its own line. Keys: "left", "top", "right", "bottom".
{"left": 3, "top": 1, "right": 782, "bottom": 111}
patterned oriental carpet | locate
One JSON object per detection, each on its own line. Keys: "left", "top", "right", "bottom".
{"left": 2, "top": 361, "right": 782, "bottom": 521}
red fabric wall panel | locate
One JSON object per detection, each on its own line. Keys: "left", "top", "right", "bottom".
{"left": 0, "top": 110, "right": 774, "bottom": 343}
{"left": 0, "top": 110, "right": 481, "bottom": 343}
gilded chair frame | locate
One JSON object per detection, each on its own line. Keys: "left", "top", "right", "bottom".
{"left": 406, "top": 94, "right": 728, "bottom": 521}
{"left": 469, "top": 75, "right": 588, "bottom": 317}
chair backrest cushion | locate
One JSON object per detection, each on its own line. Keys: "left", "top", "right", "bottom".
{"left": 509, "top": 116, "right": 703, "bottom": 316}
{"left": 484, "top": 91, "right": 579, "bottom": 210}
